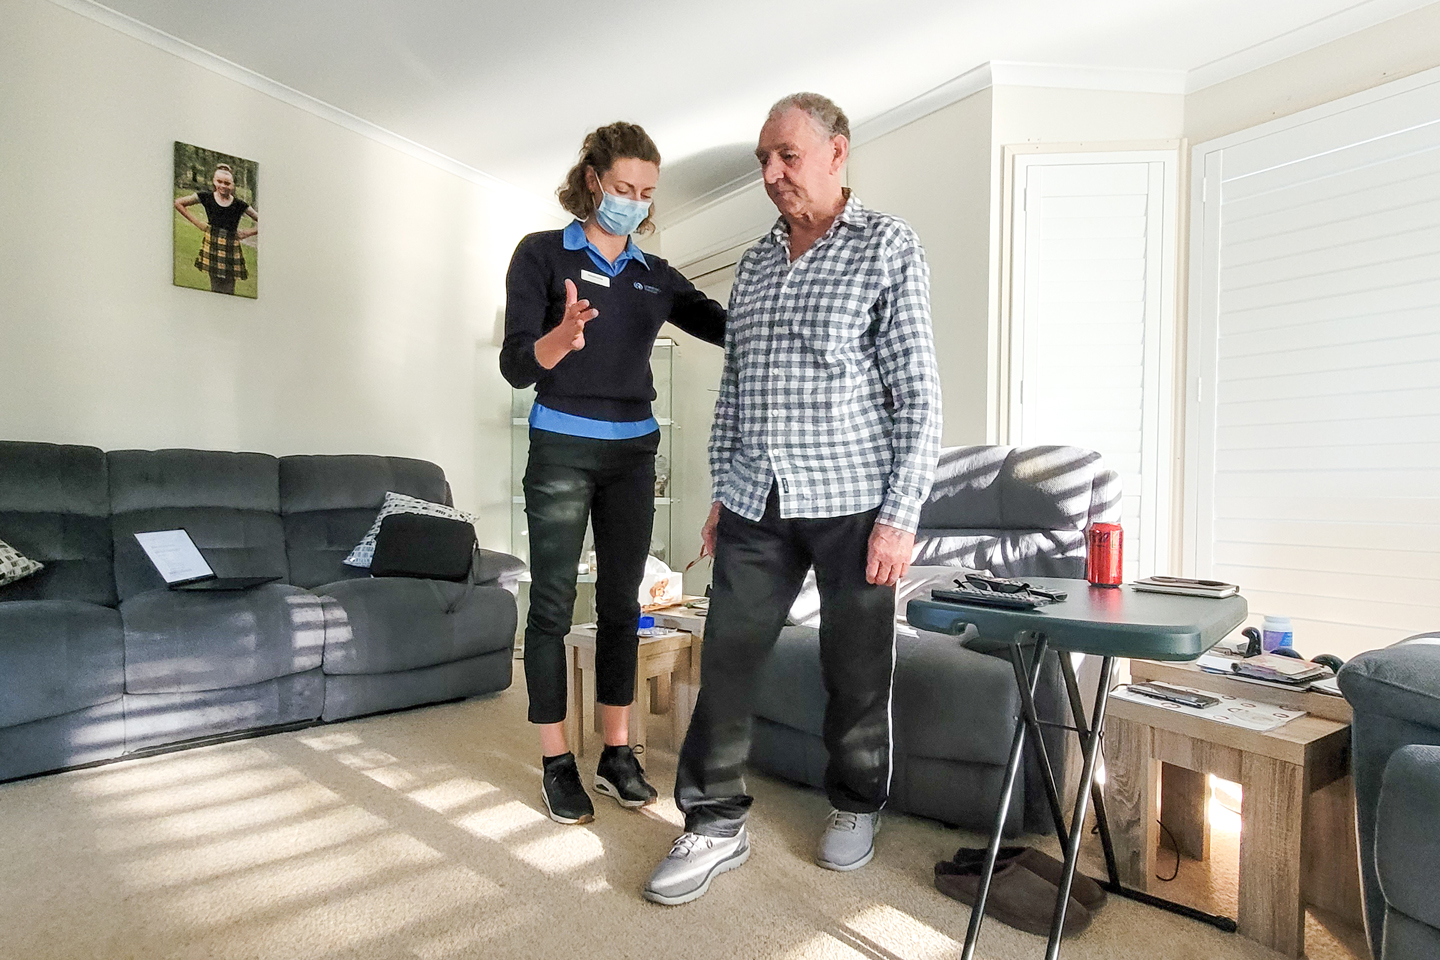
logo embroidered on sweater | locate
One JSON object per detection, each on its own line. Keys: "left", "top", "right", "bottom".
{"left": 633, "top": 281, "right": 661, "bottom": 294}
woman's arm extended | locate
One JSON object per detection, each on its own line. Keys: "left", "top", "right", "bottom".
{"left": 665, "top": 265, "right": 726, "bottom": 346}
{"left": 238, "top": 206, "right": 259, "bottom": 240}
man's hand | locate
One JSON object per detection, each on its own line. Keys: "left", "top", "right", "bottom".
{"left": 700, "top": 501, "right": 722, "bottom": 558}
{"left": 866, "top": 521, "right": 914, "bottom": 587}
{"left": 535, "top": 279, "right": 598, "bottom": 369}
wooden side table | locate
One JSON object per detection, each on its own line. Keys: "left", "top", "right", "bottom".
{"left": 648, "top": 600, "right": 707, "bottom": 730}
{"left": 1104, "top": 660, "right": 1360, "bottom": 958}
{"left": 563, "top": 624, "right": 695, "bottom": 757}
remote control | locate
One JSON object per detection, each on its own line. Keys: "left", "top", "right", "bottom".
{"left": 1129, "top": 682, "right": 1220, "bottom": 710}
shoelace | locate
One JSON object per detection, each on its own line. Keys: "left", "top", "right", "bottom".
{"left": 668, "top": 833, "right": 704, "bottom": 859}
{"left": 829, "top": 810, "right": 862, "bottom": 832}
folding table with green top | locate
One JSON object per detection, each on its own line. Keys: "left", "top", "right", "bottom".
{"left": 907, "top": 577, "right": 1248, "bottom": 960}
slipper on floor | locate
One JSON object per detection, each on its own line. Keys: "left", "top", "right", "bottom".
{"left": 951, "top": 845, "right": 1108, "bottom": 912}
{"left": 934, "top": 859, "right": 1092, "bottom": 939}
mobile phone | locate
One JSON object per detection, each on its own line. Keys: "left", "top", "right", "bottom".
{"left": 1129, "top": 682, "right": 1220, "bottom": 710}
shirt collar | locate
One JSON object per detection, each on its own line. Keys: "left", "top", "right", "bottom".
{"left": 563, "top": 220, "right": 649, "bottom": 270}
{"left": 765, "top": 190, "right": 864, "bottom": 248}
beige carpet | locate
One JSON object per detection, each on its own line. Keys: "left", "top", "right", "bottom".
{"left": 0, "top": 667, "right": 1365, "bottom": 960}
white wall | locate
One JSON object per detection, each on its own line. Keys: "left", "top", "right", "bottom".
{"left": 0, "top": 0, "right": 563, "bottom": 549}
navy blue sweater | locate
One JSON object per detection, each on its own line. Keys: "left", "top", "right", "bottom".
{"left": 500, "top": 230, "right": 727, "bottom": 421}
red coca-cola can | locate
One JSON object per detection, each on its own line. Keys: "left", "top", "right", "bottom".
{"left": 1087, "top": 523, "right": 1124, "bottom": 587}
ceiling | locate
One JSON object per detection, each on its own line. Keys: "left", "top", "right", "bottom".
{"left": 87, "top": 0, "right": 1433, "bottom": 216}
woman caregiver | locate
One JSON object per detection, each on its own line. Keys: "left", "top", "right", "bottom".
{"left": 500, "top": 122, "right": 726, "bottom": 824}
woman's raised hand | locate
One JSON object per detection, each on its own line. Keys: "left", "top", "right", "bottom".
{"left": 535, "top": 279, "right": 599, "bottom": 369}
{"left": 559, "top": 279, "right": 598, "bottom": 352}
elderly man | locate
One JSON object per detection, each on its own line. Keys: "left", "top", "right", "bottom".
{"left": 644, "top": 93, "right": 941, "bottom": 905}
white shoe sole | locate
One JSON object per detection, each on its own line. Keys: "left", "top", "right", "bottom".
{"left": 643, "top": 842, "right": 751, "bottom": 905}
{"left": 815, "top": 844, "right": 874, "bottom": 872}
{"left": 540, "top": 785, "right": 593, "bottom": 825}
{"left": 594, "top": 775, "right": 656, "bottom": 809}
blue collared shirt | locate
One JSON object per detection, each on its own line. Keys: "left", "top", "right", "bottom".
{"left": 563, "top": 220, "right": 649, "bottom": 278}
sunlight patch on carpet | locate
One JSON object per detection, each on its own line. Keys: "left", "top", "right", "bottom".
{"left": 845, "top": 903, "right": 960, "bottom": 959}
{"left": 511, "top": 828, "right": 606, "bottom": 876}
{"left": 407, "top": 777, "right": 501, "bottom": 813}
{"left": 455, "top": 799, "right": 548, "bottom": 840}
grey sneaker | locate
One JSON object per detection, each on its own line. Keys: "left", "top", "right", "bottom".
{"left": 643, "top": 829, "right": 750, "bottom": 905}
{"left": 815, "top": 808, "right": 879, "bottom": 871}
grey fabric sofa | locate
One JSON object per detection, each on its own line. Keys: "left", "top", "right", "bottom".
{"left": 1339, "top": 633, "right": 1440, "bottom": 960}
{"left": 749, "top": 444, "right": 1120, "bottom": 834}
{"left": 0, "top": 441, "right": 522, "bottom": 782}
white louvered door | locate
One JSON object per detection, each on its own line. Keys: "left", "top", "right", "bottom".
{"left": 1188, "top": 68, "right": 1440, "bottom": 659}
{"left": 1009, "top": 152, "right": 1179, "bottom": 580}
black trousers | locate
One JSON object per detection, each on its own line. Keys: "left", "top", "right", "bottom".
{"left": 675, "top": 485, "right": 897, "bottom": 836}
{"left": 522, "top": 428, "right": 658, "bottom": 725}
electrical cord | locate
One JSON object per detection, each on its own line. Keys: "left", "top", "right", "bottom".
{"left": 1155, "top": 820, "right": 1181, "bottom": 881}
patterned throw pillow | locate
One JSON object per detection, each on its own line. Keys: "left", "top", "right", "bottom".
{"left": 0, "top": 538, "right": 44, "bottom": 587}
{"left": 343, "top": 492, "right": 477, "bottom": 568}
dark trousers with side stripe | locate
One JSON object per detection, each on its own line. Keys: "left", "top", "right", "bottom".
{"left": 675, "top": 485, "right": 897, "bottom": 837}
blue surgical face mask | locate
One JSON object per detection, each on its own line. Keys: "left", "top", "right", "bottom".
{"left": 594, "top": 184, "right": 651, "bottom": 236}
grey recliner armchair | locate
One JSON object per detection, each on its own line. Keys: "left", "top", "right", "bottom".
{"left": 1339, "top": 633, "right": 1440, "bottom": 960}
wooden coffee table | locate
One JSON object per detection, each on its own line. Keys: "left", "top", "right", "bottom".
{"left": 1105, "top": 660, "right": 1360, "bottom": 958}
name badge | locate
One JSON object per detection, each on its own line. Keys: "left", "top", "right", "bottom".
{"left": 579, "top": 269, "right": 610, "bottom": 287}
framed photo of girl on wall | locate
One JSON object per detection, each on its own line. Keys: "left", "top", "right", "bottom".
{"left": 172, "top": 142, "right": 258, "bottom": 298}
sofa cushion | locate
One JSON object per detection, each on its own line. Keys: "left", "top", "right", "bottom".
{"left": 108, "top": 448, "right": 280, "bottom": 514}
{"left": 0, "top": 441, "right": 116, "bottom": 606}
{"left": 912, "top": 530, "right": 1087, "bottom": 579}
{"left": 0, "top": 600, "right": 124, "bottom": 727}
{"left": 316, "top": 578, "right": 515, "bottom": 675}
{"left": 109, "top": 449, "right": 287, "bottom": 602}
{"left": 279, "top": 455, "right": 449, "bottom": 590}
{"left": 919, "top": 445, "right": 1101, "bottom": 531}
{"left": 120, "top": 583, "right": 326, "bottom": 693}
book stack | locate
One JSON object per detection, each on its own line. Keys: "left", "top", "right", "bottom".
{"left": 1230, "top": 653, "right": 1331, "bottom": 686}
{"left": 1132, "top": 576, "right": 1239, "bottom": 599}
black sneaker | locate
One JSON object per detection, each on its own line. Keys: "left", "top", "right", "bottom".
{"left": 594, "top": 744, "right": 659, "bottom": 808}
{"left": 541, "top": 752, "right": 594, "bottom": 824}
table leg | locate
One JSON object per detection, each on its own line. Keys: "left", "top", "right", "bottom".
{"left": 1105, "top": 714, "right": 1161, "bottom": 890}
{"left": 1304, "top": 776, "right": 1364, "bottom": 927}
{"left": 580, "top": 647, "right": 597, "bottom": 758}
{"left": 564, "top": 645, "right": 581, "bottom": 758}
{"left": 960, "top": 633, "right": 1053, "bottom": 960}
{"left": 1161, "top": 763, "right": 1210, "bottom": 861}
{"left": 672, "top": 647, "right": 692, "bottom": 750}
{"left": 1043, "top": 656, "right": 1117, "bottom": 960}
{"left": 629, "top": 658, "right": 648, "bottom": 752}
{"left": 653, "top": 672, "right": 671, "bottom": 714}
{"left": 1239, "top": 753, "right": 1306, "bottom": 957}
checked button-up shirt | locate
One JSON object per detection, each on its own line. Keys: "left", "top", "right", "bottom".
{"left": 709, "top": 193, "right": 942, "bottom": 533}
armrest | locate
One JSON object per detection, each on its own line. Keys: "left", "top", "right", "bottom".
{"left": 1376, "top": 744, "right": 1440, "bottom": 930}
{"left": 472, "top": 548, "right": 527, "bottom": 593}
{"left": 1339, "top": 633, "right": 1440, "bottom": 731}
